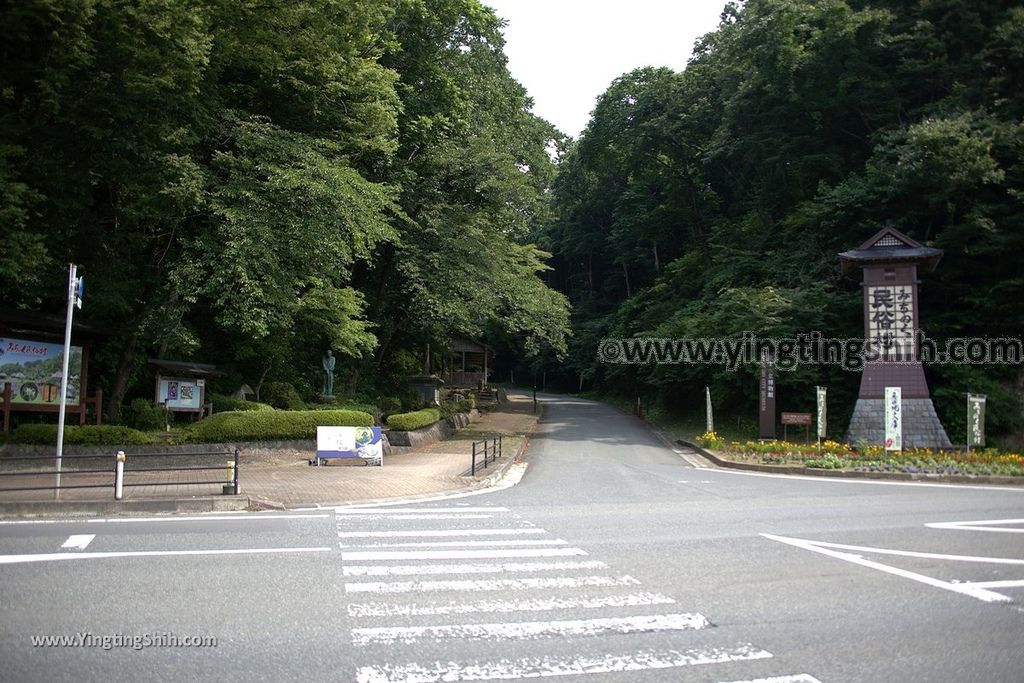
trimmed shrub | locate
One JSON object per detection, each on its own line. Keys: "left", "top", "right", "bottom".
{"left": 130, "top": 398, "right": 170, "bottom": 431}
{"left": 12, "top": 424, "right": 157, "bottom": 446}
{"left": 387, "top": 408, "right": 441, "bottom": 432}
{"left": 183, "top": 409, "right": 372, "bottom": 443}
{"left": 440, "top": 395, "right": 475, "bottom": 418}
{"left": 209, "top": 393, "right": 274, "bottom": 413}
{"left": 309, "top": 400, "right": 380, "bottom": 420}
{"left": 261, "top": 382, "right": 305, "bottom": 410}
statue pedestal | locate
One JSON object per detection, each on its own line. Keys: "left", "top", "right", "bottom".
{"left": 845, "top": 397, "right": 952, "bottom": 448}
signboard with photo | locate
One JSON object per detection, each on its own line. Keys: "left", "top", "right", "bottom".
{"left": 316, "top": 426, "right": 383, "bottom": 464}
{"left": 157, "top": 377, "right": 205, "bottom": 412}
{"left": 0, "top": 337, "right": 83, "bottom": 406}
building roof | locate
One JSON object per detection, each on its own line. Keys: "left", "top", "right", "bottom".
{"left": 838, "top": 225, "right": 943, "bottom": 275}
{"left": 147, "top": 358, "right": 222, "bottom": 377}
{"left": 0, "top": 309, "right": 110, "bottom": 344}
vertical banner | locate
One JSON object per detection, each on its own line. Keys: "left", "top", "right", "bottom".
{"left": 967, "top": 393, "right": 986, "bottom": 450}
{"left": 816, "top": 386, "right": 827, "bottom": 440}
{"left": 758, "top": 353, "right": 776, "bottom": 439}
{"left": 884, "top": 386, "right": 902, "bottom": 452}
{"left": 705, "top": 386, "right": 714, "bottom": 434}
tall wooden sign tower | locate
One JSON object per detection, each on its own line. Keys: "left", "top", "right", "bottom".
{"left": 839, "top": 225, "right": 952, "bottom": 448}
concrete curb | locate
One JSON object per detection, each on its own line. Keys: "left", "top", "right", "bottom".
{"left": 677, "top": 438, "right": 1024, "bottom": 487}
{"left": 0, "top": 495, "right": 251, "bottom": 517}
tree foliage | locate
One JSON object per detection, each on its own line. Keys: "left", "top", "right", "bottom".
{"left": 545, "top": 0, "right": 1024, "bottom": 440}
{"left": 0, "top": 0, "right": 569, "bottom": 418}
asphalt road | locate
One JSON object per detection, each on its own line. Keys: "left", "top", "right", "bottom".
{"left": 1, "top": 394, "right": 1022, "bottom": 682}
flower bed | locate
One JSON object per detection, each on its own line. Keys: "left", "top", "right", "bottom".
{"left": 693, "top": 432, "right": 1024, "bottom": 477}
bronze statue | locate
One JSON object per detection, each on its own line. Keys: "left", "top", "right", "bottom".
{"left": 321, "top": 350, "right": 336, "bottom": 397}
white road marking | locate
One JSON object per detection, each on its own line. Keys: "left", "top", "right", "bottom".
{"left": 354, "top": 644, "right": 773, "bottom": 682}
{"left": 347, "top": 592, "right": 677, "bottom": 617}
{"left": 673, "top": 450, "right": 708, "bottom": 468}
{"left": 344, "top": 539, "right": 567, "bottom": 549}
{"left": 372, "top": 514, "right": 495, "bottom": 520}
{"left": 773, "top": 538, "right": 1024, "bottom": 565}
{"left": 345, "top": 574, "right": 641, "bottom": 594}
{"left": 334, "top": 507, "right": 510, "bottom": 515}
{"left": 60, "top": 535, "right": 95, "bottom": 551}
{"left": 711, "top": 468, "right": 1024, "bottom": 492}
{"left": 961, "top": 579, "right": 1024, "bottom": 589}
{"left": 926, "top": 518, "right": 1024, "bottom": 534}
{"left": 762, "top": 534, "right": 1013, "bottom": 603}
{"left": 342, "top": 560, "right": 607, "bottom": 576}
{"left": 337, "top": 528, "right": 546, "bottom": 538}
{"left": 341, "top": 547, "right": 587, "bottom": 561}
{"left": 717, "top": 675, "right": 823, "bottom": 683}
{"left": 351, "top": 612, "right": 710, "bottom": 646}
{"left": 0, "top": 547, "right": 332, "bottom": 565}
{"left": 0, "top": 514, "right": 331, "bottom": 525}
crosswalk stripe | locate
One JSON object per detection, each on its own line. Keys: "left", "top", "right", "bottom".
{"left": 347, "top": 591, "right": 677, "bottom": 617}
{"left": 345, "top": 575, "right": 641, "bottom": 594}
{"left": 337, "top": 528, "right": 545, "bottom": 539}
{"left": 342, "top": 560, "right": 608, "bottom": 576}
{"left": 343, "top": 539, "right": 567, "bottom": 549}
{"left": 354, "top": 644, "right": 773, "bottom": 682}
{"left": 335, "top": 507, "right": 509, "bottom": 515}
{"left": 351, "top": 612, "right": 710, "bottom": 646}
{"left": 363, "top": 514, "right": 494, "bottom": 520}
{"left": 342, "top": 548, "right": 587, "bottom": 561}
{"left": 716, "top": 675, "right": 823, "bottom": 683}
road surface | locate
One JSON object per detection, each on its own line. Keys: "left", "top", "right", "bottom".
{"left": 1, "top": 394, "right": 1022, "bottom": 682}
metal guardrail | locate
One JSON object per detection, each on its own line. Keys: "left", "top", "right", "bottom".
{"left": 471, "top": 435, "right": 502, "bottom": 476}
{"left": 0, "top": 449, "right": 239, "bottom": 498}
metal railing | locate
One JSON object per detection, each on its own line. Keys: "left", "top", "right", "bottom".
{"left": 471, "top": 435, "right": 502, "bottom": 476}
{"left": 0, "top": 449, "right": 240, "bottom": 499}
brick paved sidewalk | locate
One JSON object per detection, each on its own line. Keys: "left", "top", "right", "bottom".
{"left": 0, "top": 393, "right": 540, "bottom": 509}
{"left": 244, "top": 392, "right": 539, "bottom": 506}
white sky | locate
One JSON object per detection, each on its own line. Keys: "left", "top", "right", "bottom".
{"left": 483, "top": 1, "right": 728, "bottom": 138}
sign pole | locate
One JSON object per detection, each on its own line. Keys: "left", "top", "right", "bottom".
{"left": 55, "top": 263, "right": 79, "bottom": 498}
{"left": 705, "top": 386, "right": 714, "bottom": 435}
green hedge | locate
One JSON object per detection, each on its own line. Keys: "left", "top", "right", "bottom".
{"left": 183, "top": 409, "right": 372, "bottom": 443}
{"left": 261, "top": 382, "right": 305, "bottom": 410}
{"left": 208, "top": 393, "right": 274, "bottom": 413}
{"left": 387, "top": 408, "right": 441, "bottom": 432}
{"left": 308, "top": 401, "right": 380, "bottom": 419}
{"left": 11, "top": 424, "right": 157, "bottom": 446}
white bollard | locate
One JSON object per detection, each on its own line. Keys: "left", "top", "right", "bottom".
{"left": 223, "top": 460, "right": 236, "bottom": 495}
{"left": 114, "top": 450, "right": 126, "bottom": 500}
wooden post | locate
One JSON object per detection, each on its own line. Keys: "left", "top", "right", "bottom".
{"left": 2, "top": 382, "right": 10, "bottom": 434}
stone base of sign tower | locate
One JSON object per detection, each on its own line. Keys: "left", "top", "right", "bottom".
{"left": 845, "top": 398, "right": 952, "bottom": 449}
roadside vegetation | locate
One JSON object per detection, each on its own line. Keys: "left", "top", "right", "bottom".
{"left": 540, "top": 0, "right": 1024, "bottom": 445}
{"left": 695, "top": 432, "right": 1024, "bottom": 477}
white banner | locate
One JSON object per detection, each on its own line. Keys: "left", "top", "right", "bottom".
{"left": 816, "top": 386, "right": 827, "bottom": 439}
{"left": 884, "top": 386, "right": 902, "bottom": 452}
{"left": 967, "top": 393, "right": 986, "bottom": 449}
{"left": 317, "top": 426, "right": 383, "bottom": 462}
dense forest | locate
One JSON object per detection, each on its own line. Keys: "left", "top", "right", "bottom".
{"left": 0, "top": 0, "right": 570, "bottom": 419}
{"left": 541, "top": 0, "right": 1024, "bottom": 442}
{"left": 2, "top": 0, "right": 1022, "bottom": 442}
